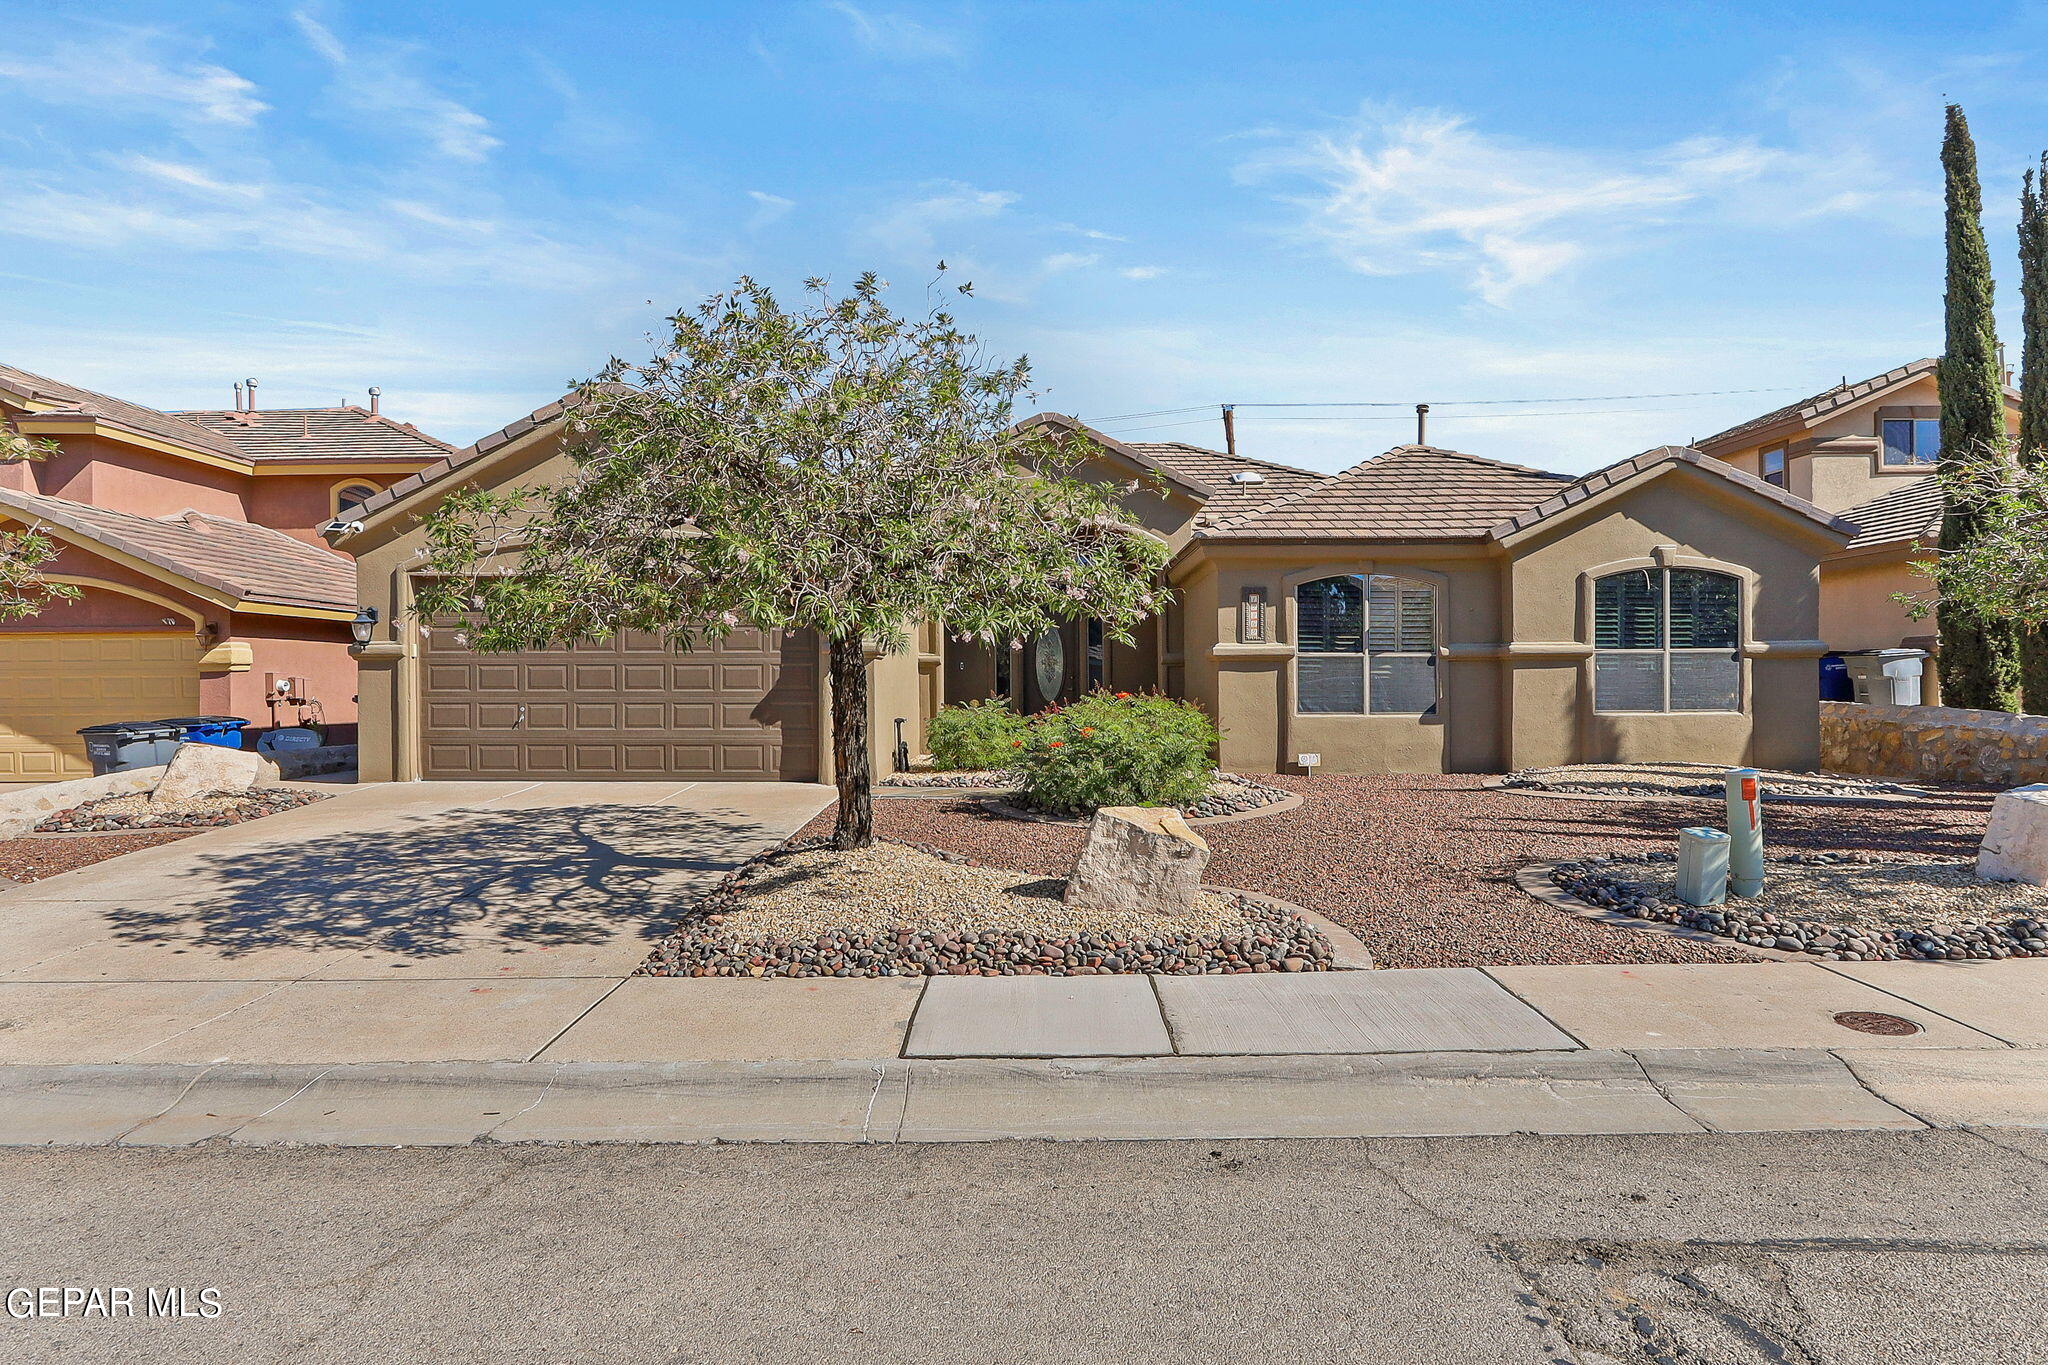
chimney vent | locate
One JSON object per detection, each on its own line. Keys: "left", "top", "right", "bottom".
{"left": 245, "top": 378, "right": 259, "bottom": 413}
{"left": 368, "top": 386, "right": 381, "bottom": 416}
{"left": 233, "top": 381, "right": 245, "bottom": 412}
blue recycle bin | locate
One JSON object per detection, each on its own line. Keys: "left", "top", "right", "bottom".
{"left": 157, "top": 715, "right": 251, "bottom": 750}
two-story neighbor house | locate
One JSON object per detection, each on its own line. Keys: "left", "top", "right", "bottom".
{"left": 340, "top": 399, "right": 1851, "bottom": 780}
{"left": 0, "top": 365, "right": 449, "bottom": 780}
{"left": 1692, "top": 359, "right": 2024, "bottom": 695}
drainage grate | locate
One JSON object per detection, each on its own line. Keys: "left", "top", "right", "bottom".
{"left": 1832, "top": 1010, "right": 1922, "bottom": 1036}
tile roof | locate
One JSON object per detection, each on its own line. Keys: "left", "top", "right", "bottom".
{"left": 1489, "top": 445, "right": 1858, "bottom": 540}
{"left": 0, "top": 362, "right": 244, "bottom": 459}
{"left": 1691, "top": 359, "right": 1963, "bottom": 452}
{"left": 0, "top": 361, "right": 449, "bottom": 465}
{"left": 1203, "top": 445, "right": 1574, "bottom": 540}
{"left": 0, "top": 488, "right": 356, "bottom": 612}
{"left": 344, "top": 390, "right": 585, "bottom": 526}
{"left": 1125, "top": 441, "right": 1326, "bottom": 517}
{"left": 1839, "top": 475, "right": 1943, "bottom": 551}
{"left": 175, "top": 406, "right": 454, "bottom": 461}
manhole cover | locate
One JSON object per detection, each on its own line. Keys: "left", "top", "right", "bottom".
{"left": 1832, "top": 1010, "right": 1922, "bottom": 1036}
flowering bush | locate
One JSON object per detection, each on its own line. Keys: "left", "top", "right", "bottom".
{"left": 1011, "top": 690, "right": 1217, "bottom": 815}
{"left": 924, "top": 700, "right": 1031, "bottom": 770}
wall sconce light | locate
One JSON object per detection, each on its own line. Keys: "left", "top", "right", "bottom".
{"left": 350, "top": 606, "right": 378, "bottom": 644}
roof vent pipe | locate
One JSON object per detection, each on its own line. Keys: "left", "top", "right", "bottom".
{"left": 245, "top": 378, "right": 258, "bottom": 412}
{"left": 368, "top": 386, "right": 381, "bottom": 416}
{"left": 1415, "top": 403, "right": 1429, "bottom": 445}
{"left": 233, "top": 381, "right": 244, "bottom": 412}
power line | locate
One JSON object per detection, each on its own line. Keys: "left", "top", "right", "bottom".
{"left": 1225, "top": 385, "right": 1798, "bottom": 409}
{"left": 1099, "top": 402, "right": 1741, "bottom": 437}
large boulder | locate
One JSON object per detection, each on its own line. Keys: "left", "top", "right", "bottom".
{"left": 1064, "top": 805, "right": 1211, "bottom": 917}
{"left": 1978, "top": 784, "right": 2048, "bottom": 886}
{"left": 151, "top": 742, "right": 280, "bottom": 803}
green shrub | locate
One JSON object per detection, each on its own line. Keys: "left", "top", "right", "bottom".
{"left": 1012, "top": 690, "right": 1218, "bottom": 815}
{"left": 924, "top": 700, "right": 1031, "bottom": 770}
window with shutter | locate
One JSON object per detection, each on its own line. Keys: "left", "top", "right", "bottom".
{"left": 1594, "top": 567, "right": 1741, "bottom": 713}
{"left": 1294, "top": 575, "right": 1437, "bottom": 715}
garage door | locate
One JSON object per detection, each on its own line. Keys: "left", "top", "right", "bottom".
{"left": 0, "top": 632, "right": 200, "bottom": 781}
{"left": 419, "top": 626, "right": 819, "bottom": 780}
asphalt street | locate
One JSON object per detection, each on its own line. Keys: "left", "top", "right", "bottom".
{"left": 4, "top": 1129, "right": 2045, "bottom": 1363}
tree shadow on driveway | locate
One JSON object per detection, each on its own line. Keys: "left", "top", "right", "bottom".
{"left": 100, "top": 804, "right": 780, "bottom": 959}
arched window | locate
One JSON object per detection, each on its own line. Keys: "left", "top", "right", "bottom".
{"left": 1295, "top": 574, "right": 1437, "bottom": 715}
{"left": 334, "top": 483, "right": 378, "bottom": 516}
{"left": 1593, "top": 567, "right": 1741, "bottom": 712}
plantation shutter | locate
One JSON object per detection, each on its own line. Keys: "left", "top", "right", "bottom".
{"left": 1594, "top": 570, "right": 1660, "bottom": 649}
{"left": 1296, "top": 576, "right": 1366, "bottom": 713}
{"left": 1365, "top": 576, "right": 1437, "bottom": 714}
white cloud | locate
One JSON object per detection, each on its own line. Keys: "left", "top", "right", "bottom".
{"left": 1243, "top": 104, "right": 1877, "bottom": 306}
{"left": 1042, "top": 251, "right": 1099, "bottom": 273}
{"left": 747, "top": 190, "right": 796, "bottom": 227}
{"left": 863, "top": 181, "right": 1018, "bottom": 262}
{"left": 826, "top": 2, "right": 964, "bottom": 61}
{"left": 292, "top": 11, "right": 499, "bottom": 162}
{"left": 1119, "top": 265, "right": 1166, "bottom": 281}
{"left": 0, "top": 30, "right": 266, "bottom": 126}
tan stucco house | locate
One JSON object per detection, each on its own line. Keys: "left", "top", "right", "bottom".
{"left": 1692, "top": 358, "right": 2025, "bottom": 699}
{"left": 0, "top": 364, "right": 448, "bottom": 779}
{"left": 338, "top": 398, "right": 1853, "bottom": 782}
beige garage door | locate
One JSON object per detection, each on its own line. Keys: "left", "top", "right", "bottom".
{"left": 0, "top": 632, "right": 200, "bottom": 781}
{"left": 419, "top": 626, "right": 819, "bottom": 781}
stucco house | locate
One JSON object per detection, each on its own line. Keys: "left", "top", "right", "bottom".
{"left": 0, "top": 365, "right": 449, "bottom": 780}
{"left": 1692, "top": 358, "right": 2024, "bottom": 696}
{"left": 338, "top": 398, "right": 1852, "bottom": 782}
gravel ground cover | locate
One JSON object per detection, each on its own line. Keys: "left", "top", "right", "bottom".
{"left": 798, "top": 773, "right": 2003, "bottom": 969}
{"left": 0, "top": 829, "right": 200, "bottom": 883}
{"left": 1549, "top": 851, "right": 2048, "bottom": 961}
{"left": 636, "top": 838, "right": 1336, "bottom": 978}
{"left": 36, "top": 788, "right": 329, "bottom": 832}
{"left": 885, "top": 769, "right": 1292, "bottom": 819}
{"left": 1501, "top": 762, "right": 1922, "bottom": 801}
{"left": 879, "top": 769, "right": 1012, "bottom": 789}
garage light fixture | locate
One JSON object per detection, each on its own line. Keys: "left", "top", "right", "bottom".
{"left": 350, "top": 607, "right": 378, "bottom": 644}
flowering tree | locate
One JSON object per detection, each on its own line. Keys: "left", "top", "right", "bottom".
{"left": 412, "top": 274, "right": 1168, "bottom": 848}
{"left": 0, "top": 430, "right": 80, "bottom": 621}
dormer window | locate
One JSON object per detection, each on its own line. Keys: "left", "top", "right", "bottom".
{"left": 1881, "top": 419, "right": 1941, "bottom": 467}
{"left": 1760, "top": 446, "right": 1786, "bottom": 488}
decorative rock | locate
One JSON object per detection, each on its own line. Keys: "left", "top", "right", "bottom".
{"left": 1977, "top": 784, "right": 2048, "bottom": 886}
{"left": 150, "top": 741, "right": 281, "bottom": 803}
{"left": 1064, "top": 806, "right": 1211, "bottom": 918}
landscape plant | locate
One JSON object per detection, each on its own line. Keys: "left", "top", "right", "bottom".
{"left": 410, "top": 272, "right": 1168, "bottom": 849}
{"left": 1009, "top": 690, "right": 1217, "bottom": 815}
{"left": 0, "top": 430, "right": 80, "bottom": 621}
{"left": 924, "top": 699, "right": 1030, "bottom": 771}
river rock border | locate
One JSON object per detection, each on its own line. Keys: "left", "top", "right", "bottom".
{"left": 636, "top": 835, "right": 1365, "bottom": 978}
{"left": 1480, "top": 773, "right": 1928, "bottom": 807}
{"left": 1523, "top": 851, "right": 2048, "bottom": 962}
{"left": 983, "top": 774, "right": 1301, "bottom": 827}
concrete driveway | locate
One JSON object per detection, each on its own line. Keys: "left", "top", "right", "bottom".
{"left": 0, "top": 781, "right": 834, "bottom": 1063}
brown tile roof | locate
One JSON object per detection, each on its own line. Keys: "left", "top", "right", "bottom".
{"left": 1204, "top": 445, "right": 1573, "bottom": 541}
{"left": 1489, "top": 445, "right": 1858, "bottom": 540}
{"left": 344, "top": 390, "right": 586, "bottom": 527}
{"left": 1125, "top": 441, "right": 1326, "bottom": 517}
{"left": 1686, "top": 358, "right": 2014, "bottom": 453}
{"left": 175, "top": 406, "right": 454, "bottom": 461}
{"left": 0, "top": 362, "right": 245, "bottom": 459}
{"left": 0, "top": 488, "right": 355, "bottom": 612}
{"left": 1839, "top": 475, "right": 1942, "bottom": 551}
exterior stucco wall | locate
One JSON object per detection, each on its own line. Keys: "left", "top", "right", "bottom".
{"left": 1821, "top": 549, "right": 1930, "bottom": 653}
{"left": 27, "top": 435, "right": 249, "bottom": 520}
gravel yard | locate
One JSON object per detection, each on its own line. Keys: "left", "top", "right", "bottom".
{"left": 1550, "top": 851, "right": 2048, "bottom": 961}
{"left": 36, "top": 788, "right": 328, "bottom": 832}
{"left": 638, "top": 838, "right": 1334, "bottom": 977}
{"left": 801, "top": 773, "right": 2003, "bottom": 969}
{"left": 1500, "top": 762, "right": 1922, "bottom": 801}
{"left": 0, "top": 829, "right": 200, "bottom": 884}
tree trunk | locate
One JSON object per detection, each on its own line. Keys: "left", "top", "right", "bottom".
{"left": 828, "top": 633, "right": 873, "bottom": 849}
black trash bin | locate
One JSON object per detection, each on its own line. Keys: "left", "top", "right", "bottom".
{"left": 76, "top": 721, "right": 182, "bottom": 776}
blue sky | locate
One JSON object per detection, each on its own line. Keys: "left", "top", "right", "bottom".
{"left": 4, "top": 0, "right": 2048, "bottom": 472}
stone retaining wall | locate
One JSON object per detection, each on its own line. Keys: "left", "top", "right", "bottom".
{"left": 1821, "top": 700, "right": 2048, "bottom": 786}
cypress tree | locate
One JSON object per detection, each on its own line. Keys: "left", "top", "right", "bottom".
{"left": 1936, "top": 104, "right": 2023, "bottom": 711}
{"left": 2018, "top": 154, "right": 2048, "bottom": 710}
